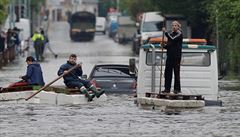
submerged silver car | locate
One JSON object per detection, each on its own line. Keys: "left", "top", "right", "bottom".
{"left": 88, "top": 64, "right": 137, "bottom": 94}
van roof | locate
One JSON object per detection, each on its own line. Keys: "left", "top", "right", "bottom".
{"left": 143, "top": 12, "right": 164, "bottom": 22}
{"left": 118, "top": 16, "right": 135, "bottom": 25}
{"left": 149, "top": 37, "right": 207, "bottom": 44}
{"left": 142, "top": 44, "right": 216, "bottom": 50}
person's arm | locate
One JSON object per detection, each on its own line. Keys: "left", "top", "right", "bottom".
{"left": 22, "top": 66, "right": 33, "bottom": 80}
{"left": 31, "top": 34, "right": 36, "bottom": 41}
{"left": 165, "top": 30, "right": 182, "bottom": 41}
{"left": 40, "top": 34, "right": 44, "bottom": 41}
{"left": 57, "top": 64, "right": 66, "bottom": 76}
{"left": 76, "top": 66, "right": 83, "bottom": 77}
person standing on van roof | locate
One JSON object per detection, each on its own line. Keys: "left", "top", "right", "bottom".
{"left": 162, "top": 21, "right": 183, "bottom": 94}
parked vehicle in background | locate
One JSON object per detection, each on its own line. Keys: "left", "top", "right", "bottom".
{"left": 69, "top": 11, "right": 96, "bottom": 41}
{"left": 132, "top": 11, "right": 165, "bottom": 55}
{"left": 88, "top": 64, "right": 137, "bottom": 94}
{"left": 114, "top": 16, "right": 136, "bottom": 44}
{"left": 95, "top": 17, "right": 106, "bottom": 34}
{"left": 106, "top": 15, "right": 118, "bottom": 38}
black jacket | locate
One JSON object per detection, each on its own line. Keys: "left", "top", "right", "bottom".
{"left": 57, "top": 61, "right": 83, "bottom": 84}
{"left": 22, "top": 62, "right": 45, "bottom": 86}
{"left": 165, "top": 30, "right": 183, "bottom": 58}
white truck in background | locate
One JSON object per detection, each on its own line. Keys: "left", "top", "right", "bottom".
{"left": 132, "top": 12, "right": 192, "bottom": 54}
{"left": 96, "top": 17, "right": 107, "bottom": 34}
{"left": 114, "top": 16, "right": 136, "bottom": 44}
{"left": 132, "top": 11, "right": 165, "bottom": 54}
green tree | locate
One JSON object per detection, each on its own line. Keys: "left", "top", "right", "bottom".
{"left": 0, "top": 0, "right": 9, "bottom": 24}
{"left": 207, "top": 0, "right": 240, "bottom": 77}
{"left": 31, "top": 0, "right": 45, "bottom": 13}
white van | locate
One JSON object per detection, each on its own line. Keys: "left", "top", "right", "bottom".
{"left": 140, "top": 12, "right": 165, "bottom": 44}
{"left": 96, "top": 17, "right": 106, "bottom": 34}
{"left": 115, "top": 16, "right": 136, "bottom": 44}
{"left": 133, "top": 12, "right": 165, "bottom": 54}
{"left": 131, "top": 38, "right": 222, "bottom": 106}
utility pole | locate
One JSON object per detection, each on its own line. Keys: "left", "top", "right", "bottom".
{"left": 28, "top": 0, "right": 31, "bottom": 19}
{"left": 9, "top": 0, "right": 15, "bottom": 28}
{"left": 18, "top": 0, "right": 21, "bottom": 19}
{"left": 116, "top": 0, "right": 119, "bottom": 13}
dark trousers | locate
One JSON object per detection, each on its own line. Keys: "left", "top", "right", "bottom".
{"left": 65, "top": 79, "right": 92, "bottom": 89}
{"left": 164, "top": 57, "right": 181, "bottom": 92}
{"left": 34, "top": 45, "right": 44, "bottom": 61}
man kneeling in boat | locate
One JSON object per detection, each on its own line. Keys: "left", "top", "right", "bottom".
{"left": 57, "top": 54, "right": 105, "bottom": 102}
{"left": 8, "top": 56, "right": 45, "bottom": 87}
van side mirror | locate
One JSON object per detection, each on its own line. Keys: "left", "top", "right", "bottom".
{"left": 129, "top": 58, "right": 136, "bottom": 74}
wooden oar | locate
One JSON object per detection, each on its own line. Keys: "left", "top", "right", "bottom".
{"left": 25, "top": 64, "right": 80, "bottom": 101}
{"left": 159, "top": 28, "right": 165, "bottom": 93}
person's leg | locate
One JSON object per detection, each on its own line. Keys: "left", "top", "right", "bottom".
{"left": 7, "top": 80, "right": 28, "bottom": 88}
{"left": 173, "top": 58, "right": 181, "bottom": 93}
{"left": 34, "top": 45, "right": 40, "bottom": 61}
{"left": 40, "top": 45, "right": 45, "bottom": 61}
{"left": 66, "top": 81, "right": 94, "bottom": 101}
{"left": 164, "top": 57, "right": 173, "bottom": 93}
{"left": 80, "top": 79, "right": 105, "bottom": 98}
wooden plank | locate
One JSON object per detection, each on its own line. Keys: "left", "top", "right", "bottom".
{"left": 0, "top": 86, "right": 34, "bottom": 93}
{"left": 145, "top": 92, "right": 203, "bottom": 100}
{"left": 44, "top": 86, "right": 81, "bottom": 94}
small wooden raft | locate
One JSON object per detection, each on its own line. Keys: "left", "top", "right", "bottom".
{"left": 145, "top": 92, "right": 204, "bottom": 100}
{"left": 138, "top": 92, "right": 205, "bottom": 108}
{"left": 44, "top": 86, "right": 81, "bottom": 94}
{"left": 0, "top": 86, "right": 82, "bottom": 95}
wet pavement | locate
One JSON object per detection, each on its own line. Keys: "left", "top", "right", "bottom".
{"left": 0, "top": 22, "right": 240, "bottom": 137}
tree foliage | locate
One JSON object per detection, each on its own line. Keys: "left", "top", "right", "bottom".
{"left": 120, "top": 0, "right": 240, "bottom": 77}
{"left": 30, "top": 0, "right": 45, "bottom": 13}
{"left": 0, "top": 0, "right": 9, "bottom": 24}
{"left": 207, "top": 0, "right": 240, "bottom": 76}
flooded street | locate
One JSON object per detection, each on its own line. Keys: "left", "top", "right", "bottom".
{"left": 0, "top": 22, "right": 240, "bottom": 137}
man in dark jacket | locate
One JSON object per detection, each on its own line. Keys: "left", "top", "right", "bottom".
{"left": 20, "top": 56, "right": 45, "bottom": 86}
{"left": 57, "top": 54, "right": 104, "bottom": 101}
{"left": 162, "top": 21, "right": 183, "bottom": 94}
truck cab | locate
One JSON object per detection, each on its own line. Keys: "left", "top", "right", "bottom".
{"left": 135, "top": 38, "right": 222, "bottom": 106}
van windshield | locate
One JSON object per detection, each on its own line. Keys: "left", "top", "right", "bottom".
{"left": 146, "top": 52, "right": 210, "bottom": 66}
{"left": 142, "top": 21, "right": 163, "bottom": 32}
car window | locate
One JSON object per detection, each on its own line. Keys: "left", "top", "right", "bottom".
{"left": 93, "top": 67, "right": 131, "bottom": 77}
{"left": 142, "top": 21, "right": 163, "bottom": 32}
{"left": 146, "top": 51, "right": 210, "bottom": 66}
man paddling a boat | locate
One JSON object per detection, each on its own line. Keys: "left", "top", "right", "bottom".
{"left": 57, "top": 54, "right": 105, "bottom": 101}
